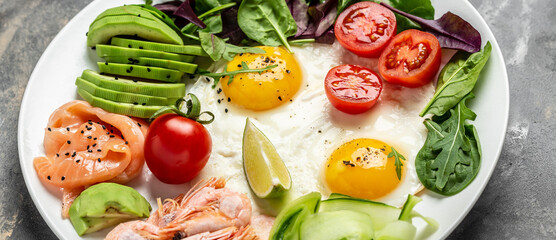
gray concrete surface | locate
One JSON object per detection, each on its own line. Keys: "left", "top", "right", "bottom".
{"left": 1, "top": 0, "right": 554, "bottom": 239}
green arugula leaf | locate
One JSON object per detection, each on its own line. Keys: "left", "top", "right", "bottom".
{"left": 199, "top": 32, "right": 226, "bottom": 61}
{"left": 415, "top": 94, "right": 481, "bottom": 196}
{"left": 388, "top": 147, "right": 406, "bottom": 180}
{"left": 198, "top": 62, "right": 278, "bottom": 88}
{"left": 420, "top": 42, "right": 491, "bottom": 117}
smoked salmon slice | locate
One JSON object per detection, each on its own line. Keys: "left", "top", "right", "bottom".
{"left": 33, "top": 100, "right": 148, "bottom": 217}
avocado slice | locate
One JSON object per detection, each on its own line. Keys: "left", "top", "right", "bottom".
{"left": 98, "top": 62, "right": 184, "bottom": 83}
{"left": 103, "top": 56, "right": 197, "bottom": 74}
{"left": 76, "top": 78, "right": 178, "bottom": 106}
{"left": 77, "top": 88, "right": 168, "bottom": 118}
{"left": 91, "top": 5, "right": 161, "bottom": 26}
{"left": 96, "top": 44, "right": 195, "bottom": 63}
{"left": 110, "top": 37, "right": 207, "bottom": 56}
{"left": 69, "top": 183, "right": 151, "bottom": 236}
{"left": 80, "top": 69, "right": 186, "bottom": 98}
{"left": 299, "top": 210, "right": 375, "bottom": 240}
{"left": 87, "top": 15, "right": 183, "bottom": 47}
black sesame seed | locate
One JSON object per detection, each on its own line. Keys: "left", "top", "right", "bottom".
{"left": 105, "top": 62, "right": 108, "bottom": 65}
{"left": 102, "top": 125, "right": 106, "bottom": 130}
{"left": 133, "top": 102, "right": 138, "bottom": 105}
{"left": 87, "top": 145, "right": 90, "bottom": 150}
{"left": 139, "top": 46, "right": 143, "bottom": 49}
{"left": 142, "top": 103, "right": 146, "bottom": 106}
{"left": 237, "top": 64, "right": 242, "bottom": 68}
{"left": 93, "top": 137, "right": 97, "bottom": 140}
{"left": 137, "top": 122, "right": 142, "bottom": 127}
{"left": 91, "top": 46, "right": 96, "bottom": 50}
{"left": 47, "top": 128, "right": 51, "bottom": 131}
{"left": 88, "top": 121, "right": 93, "bottom": 125}
{"left": 98, "top": 158, "right": 101, "bottom": 162}
{"left": 205, "top": 77, "right": 210, "bottom": 82}
{"left": 217, "top": 99, "right": 221, "bottom": 104}
{"left": 65, "top": 152, "right": 69, "bottom": 156}
{"left": 97, "top": 149, "right": 102, "bottom": 152}
{"left": 87, "top": 136, "right": 92, "bottom": 139}
{"left": 110, "top": 135, "right": 115, "bottom": 138}
{"left": 47, "top": 176, "right": 51, "bottom": 180}
{"left": 76, "top": 159, "right": 80, "bottom": 163}
{"left": 278, "top": 96, "right": 282, "bottom": 101}
{"left": 106, "top": 132, "right": 110, "bottom": 135}
{"left": 133, "top": 80, "right": 138, "bottom": 83}
{"left": 286, "top": 70, "right": 291, "bottom": 74}
{"left": 239, "top": 53, "right": 243, "bottom": 56}
{"left": 128, "top": 44, "right": 132, "bottom": 48}
{"left": 61, "top": 176, "right": 65, "bottom": 181}
{"left": 85, "top": 32, "right": 88, "bottom": 36}
{"left": 166, "top": 75, "right": 171, "bottom": 78}
{"left": 147, "top": 68, "right": 151, "bottom": 72}
{"left": 227, "top": 97, "right": 231, "bottom": 102}
{"left": 125, "top": 141, "right": 128, "bottom": 145}
{"left": 88, "top": 149, "right": 92, "bottom": 153}
{"left": 92, "top": 143, "right": 97, "bottom": 147}
{"left": 130, "top": 66, "right": 133, "bottom": 71}
{"left": 81, "top": 130, "right": 84, "bottom": 134}
{"left": 138, "top": 14, "right": 141, "bottom": 17}
{"left": 56, "top": 153, "right": 59, "bottom": 157}
{"left": 126, "top": 69, "right": 131, "bottom": 73}
{"left": 67, "top": 140, "right": 71, "bottom": 144}
{"left": 225, "top": 108, "right": 229, "bottom": 113}
{"left": 115, "top": 76, "right": 118, "bottom": 80}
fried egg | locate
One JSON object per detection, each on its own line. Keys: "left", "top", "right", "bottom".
{"left": 187, "top": 42, "right": 435, "bottom": 213}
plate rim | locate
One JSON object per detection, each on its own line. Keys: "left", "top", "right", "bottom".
{"left": 17, "top": 0, "right": 510, "bottom": 239}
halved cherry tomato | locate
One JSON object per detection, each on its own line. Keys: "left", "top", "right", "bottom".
{"left": 324, "top": 64, "right": 382, "bottom": 114}
{"left": 378, "top": 29, "right": 441, "bottom": 88}
{"left": 144, "top": 113, "right": 212, "bottom": 184}
{"left": 334, "top": 2, "right": 397, "bottom": 58}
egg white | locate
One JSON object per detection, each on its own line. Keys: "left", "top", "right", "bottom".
{"left": 187, "top": 42, "right": 436, "bottom": 213}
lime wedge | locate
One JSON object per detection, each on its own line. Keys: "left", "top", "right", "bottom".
{"left": 243, "top": 118, "right": 292, "bottom": 198}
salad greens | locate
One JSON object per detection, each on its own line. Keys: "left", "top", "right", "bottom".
{"left": 379, "top": 0, "right": 435, "bottom": 32}
{"left": 382, "top": 2, "right": 482, "bottom": 52}
{"left": 237, "top": 0, "right": 298, "bottom": 53}
{"left": 415, "top": 94, "right": 481, "bottom": 196}
{"left": 388, "top": 147, "right": 406, "bottom": 180}
{"left": 421, "top": 42, "right": 492, "bottom": 117}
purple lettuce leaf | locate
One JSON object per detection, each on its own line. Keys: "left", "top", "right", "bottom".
{"left": 381, "top": 3, "right": 481, "bottom": 53}
{"left": 287, "top": 0, "right": 310, "bottom": 37}
{"left": 216, "top": 7, "right": 246, "bottom": 45}
{"left": 308, "top": 0, "right": 338, "bottom": 37}
{"left": 172, "top": 0, "right": 206, "bottom": 28}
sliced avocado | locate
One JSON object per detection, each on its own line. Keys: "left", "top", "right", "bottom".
{"left": 299, "top": 210, "right": 375, "bottom": 240}
{"left": 69, "top": 183, "right": 151, "bottom": 236}
{"left": 98, "top": 62, "right": 184, "bottom": 83}
{"left": 103, "top": 56, "right": 197, "bottom": 74}
{"left": 80, "top": 69, "right": 185, "bottom": 98}
{"left": 111, "top": 37, "right": 207, "bottom": 56}
{"left": 91, "top": 5, "right": 161, "bottom": 26}
{"left": 76, "top": 78, "right": 178, "bottom": 106}
{"left": 87, "top": 15, "right": 183, "bottom": 47}
{"left": 77, "top": 89, "right": 168, "bottom": 118}
{"left": 96, "top": 44, "right": 195, "bottom": 63}
{"left": 269, "top": 192, "right": 321, "bottom": 240}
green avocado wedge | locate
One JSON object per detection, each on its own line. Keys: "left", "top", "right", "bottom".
{"left": 80, "top": 69, "right": 185, "bottom": 98}
{"left": 96, "top": 44, "right": 195, "bottom": 63}
{"left": 110, "top": 37, "right": 207, "bottom": 56}
{"left": 69, "top": 183, "right": 151, "bottom": 236}
{"left": 103, "top": 56, "right": 197, "bottom": 74}
{"left": 76, "top": 78, "right": 178, "bottom": 106}
{"left": 78, "top": 89, "right": 168, "bottom": 118}
{"left": 91, "top": 5, "right": 161, "bottom": 26}
{"left": 98, "top": 62, "right": 184, "bottom": 83}
{"left": 87, "top": 15, "right": 183, "bottom": 47}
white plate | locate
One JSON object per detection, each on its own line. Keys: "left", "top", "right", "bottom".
{"left": 18, "top": 0, "right": 509, "bottom": 239}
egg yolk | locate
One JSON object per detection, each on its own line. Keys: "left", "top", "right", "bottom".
{"left": 324, "top": 138, "right": 406, "bottom": 200}
{"left": 220, "top": 46, "right": 302, "bottom": 111}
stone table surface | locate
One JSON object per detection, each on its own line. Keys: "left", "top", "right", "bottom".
{"left": 1, "top": 0, "right": 554, "bottom": 239}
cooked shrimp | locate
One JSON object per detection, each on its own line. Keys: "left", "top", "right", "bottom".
{"left": 106, "top": 178, "right": 259, "bottom": 240}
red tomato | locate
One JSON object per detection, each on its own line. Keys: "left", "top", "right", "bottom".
{"left": 324, "top": 64, "right": 383, "bottom": 114}
{"left": 378, "top": 29, "right": 441, "bottom": 88}
{"left": 334, "top": 1, "right": 397, "bottom": 58}
{"left": 144, "top": 114, "right": 212, "bottom": 184}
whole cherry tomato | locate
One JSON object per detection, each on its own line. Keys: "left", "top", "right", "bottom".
{"left": 144, "top": 113, "right": 212, "bottom": 184}
{"left": 324, "top": 64, "right": 383, "bottom": 114}
{"left": 378, "top": 29, "right": 441, "bottom": 88}
{"left": 334, "top": 1, "right": 397, "bottom": 58}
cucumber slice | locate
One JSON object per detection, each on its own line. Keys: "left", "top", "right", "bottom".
{"left": 76, "top": 78, "right": 177, "bottom": 106}
{"left": 103, "top": 56, "right": 197, "bottom": 74}
{"left": 299, "top": 210, "right": 375, "bottom": 240}
{"left": 77, "top": 89, "right": 167, "bottom": 118}
{"left": 269, "top": 192, "right": 321, "bottom": 240}
{"left": 319, "top": 198, "right": 401, "bottom": 232}
{"left": 80, "top": 69, "right": 185, "bottom": 98}
{"left": 98, "top": 62, "right": 184, "bottom": 83}
{"left": 111, "top": 37, "right": 207, "bottom": 56}
{"left": 87, "top": 15, "right": 183, "bottom": 47}
{"left": 96, "top": 45, "right": 195, "bottom": 63}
